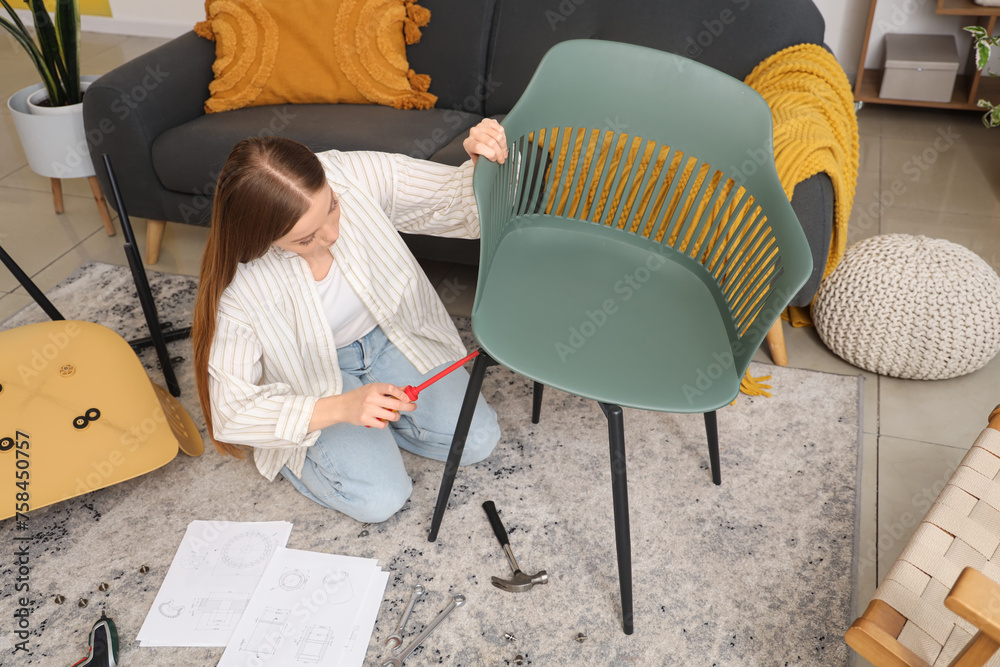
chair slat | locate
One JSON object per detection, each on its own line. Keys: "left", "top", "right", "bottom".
{"left": 547, "top": 127, "right": 577, "bottom": 217}
{"left": 648, "top": 151, "right": 690, "bottom": 244}
{"left": 634, "top": 145, "right": 675, "bottom": 239}
{"left": 658, "top": 155, "right": 704, "bottom": 245}
{"left": 684, "top": 171, "right": 730, "bottom": 260}
{"left": 516, "top": 134, "right": 540, "bottom": 217}
{"left": 584, "top": 131, "right": 629, "bottom": 224}
{"left": 692, "top": 178, "right": 741, "bottom": 265}
{"left": 563, "top": 128, "right": 601, "bottom": 220}
{"left": 541, "top": 126, "right": 571, "bottom": 216}
{"left": 719, "top": 213, "right": 770, "bottom": 293}
{"left": 608, "top": 136, "right": 653, "bottom": 230}
{"left": 709, "top": 202, "right": 760, "bottom": 278}
{"left": 702, "top": 190, "right": 752, "bottom": 274}
{"left": 595, "top": 134, "right": 640, "bottom": 229}
{"left": 726, "top": 234, "right": 776, "bottom": 304}
{"left": 524, "top": 127, "right": 551, "bottom": 216}
{"left": 734, "top": 253, "right": 780, "bottom": 331}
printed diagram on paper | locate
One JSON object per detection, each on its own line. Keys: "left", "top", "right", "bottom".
{"left": 137, "top": 520, "right": 293, "bottom": 647}
{"left": 216, "top": 530, "right": 277, "bottom": 576}
{"left": 218, "top": 547, "right": 389, "bottom": 667}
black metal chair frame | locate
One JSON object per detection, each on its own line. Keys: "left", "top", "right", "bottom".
{"left": 426, "top": 349, "right": 722, "bottom": 635}
{"left": 0, "top": 154, "right": 190, "bottom": 397}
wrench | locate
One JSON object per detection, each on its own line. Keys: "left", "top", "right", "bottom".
{"left": 384, "top": 584, "right": 424, "bottom": 650}
{"left": 382, "top": 594, "right": 465, "bottom": 667}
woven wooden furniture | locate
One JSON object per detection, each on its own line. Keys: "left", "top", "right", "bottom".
{"left": 846, "top": 405, "right": 1000, "bottom": 667}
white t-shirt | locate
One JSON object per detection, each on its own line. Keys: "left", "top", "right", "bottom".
{"left": 314, "top": 258, "right": 379, "bottom": 346}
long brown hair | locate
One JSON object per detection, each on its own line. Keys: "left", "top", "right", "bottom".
{"left": 193, "top": 137, "right": 326, "bottom": 457}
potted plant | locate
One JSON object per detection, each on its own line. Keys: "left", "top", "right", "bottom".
{"left": 965, "top": 26, "right": 1000, "bottom": 127}
{"left": 1, "top": 0, "right": 114, "bottom": 233}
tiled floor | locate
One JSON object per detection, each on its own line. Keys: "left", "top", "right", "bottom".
{"left": 2, "top": 32, "right": 1000, "bottom": 666}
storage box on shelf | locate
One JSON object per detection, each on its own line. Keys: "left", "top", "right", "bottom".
{"left": 856, "top": 0, "right": 1000, "bottom": 110}
{"left": 879, "top": 34, "right": 959, "bottom": 103}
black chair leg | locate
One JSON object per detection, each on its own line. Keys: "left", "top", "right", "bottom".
{"left": 599, "top": 402, "right": 634, "bottom": 635}
{"left": 428, "top": 350, "right": 497, "bottom": 542}
{"left": 704, "top": 410, "right": 721, "bottom": 486}
{"left": 531, "top": 381, "right": 544, "bottom": 424}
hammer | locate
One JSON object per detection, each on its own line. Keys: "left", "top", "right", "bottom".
{"left": 482, "top": 501, "right": 548, "bottom": 592}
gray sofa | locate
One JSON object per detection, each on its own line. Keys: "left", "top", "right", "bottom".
{"left": 83, "top": 0, "right": 836, "bottom": 306}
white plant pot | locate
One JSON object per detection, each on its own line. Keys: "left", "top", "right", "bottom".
{"left": 7, "top": 75, "right": 100, "bottom": 179}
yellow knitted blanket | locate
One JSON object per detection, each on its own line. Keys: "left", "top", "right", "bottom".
{"left": 744, "top": 43, "right": 860, "bottom": 328}
{"left": 735, "top": 43, "right": 859, "bottom": 397}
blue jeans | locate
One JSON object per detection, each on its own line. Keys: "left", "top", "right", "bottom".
{"left": 280, "top": 326, "right": 499, "bottom": 523}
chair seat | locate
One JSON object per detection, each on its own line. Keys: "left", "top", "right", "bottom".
{"left": 473, "top": 223, "right": 741, "bottom": 413}
{"left": 0, "top": 321, "right": 198, "bottom": 519}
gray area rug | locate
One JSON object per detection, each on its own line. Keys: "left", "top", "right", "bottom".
{"left": 0, "top": 262, "right": 862, "bottom": 666}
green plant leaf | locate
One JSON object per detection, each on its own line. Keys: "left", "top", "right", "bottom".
{"left": 989, "top": 106, "right": 1000, "bottom": 128}
{"left": 1, "top": 0, "right": 30, "bottom": 35}
{"left": 965, "top": 25, "right": 988, "bottom": 40}
{"left": 54, "top": 0, "right": 79, "bottom": 103}
{"left": 0, "top": 12, "right": 60, "bottom": 101}
{"left": 1, "top": 0, "right": 51, "bottom": 85}
{"left": 976, "top": 99, "right": 1000, "bottom": 127}
{"left": 978, "top": 41, "right": 992, "bottom": 70}
{"left": 28, "top": 0, "right": 68, "bottom": 106}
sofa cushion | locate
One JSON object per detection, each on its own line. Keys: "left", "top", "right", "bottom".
{"left": 152, "top": 104, "right": 481, "bottom": 194}
{"left": 483, "top": 0, "right": 825, "bottom": 116}
{"left": 407, "top": 0, "right": 496, "bottom": 114}
{"left": 194, "top": 0, "right": 436, "bottom": 114}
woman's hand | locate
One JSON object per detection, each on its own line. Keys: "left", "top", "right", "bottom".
{"left": 464, "top": 118, "right": 508, "bottom": 166}
{"left": 310, "top": 383, "right": 415, "bottom": 431}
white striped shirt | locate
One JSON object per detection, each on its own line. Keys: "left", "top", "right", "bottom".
{"left": 207, "top": 150, "right": 479, "bottom": 481}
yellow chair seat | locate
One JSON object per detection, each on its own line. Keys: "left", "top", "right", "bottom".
{"left": 0, "top": 320, "right": 202, "bottom": 520}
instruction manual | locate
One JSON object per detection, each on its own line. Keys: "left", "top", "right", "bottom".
{"left": 137, "top": 520, "right": 293, "bottom": 647}
{"left": 217, "top": 547, "right": 389, "bottom": 667}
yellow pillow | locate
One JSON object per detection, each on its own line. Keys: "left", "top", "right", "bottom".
{"left": 194, "top": 0, "right": 436, "bottom": 114}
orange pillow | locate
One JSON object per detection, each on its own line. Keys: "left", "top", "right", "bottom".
{"left": 194, "top": 0, "right": 436, "bottom": 114}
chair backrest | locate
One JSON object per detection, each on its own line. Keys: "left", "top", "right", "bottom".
{"left": 473, "top": 40, "right": 812, "bottom": 375}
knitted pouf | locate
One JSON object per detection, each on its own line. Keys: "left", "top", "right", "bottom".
{"left": 812, "top": 234, "right": 1000, "bottom": 379}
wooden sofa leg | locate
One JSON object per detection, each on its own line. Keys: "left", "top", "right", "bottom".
{"left": 88, "top": 176, "right": 116, "bottom": 236}
{"left": 146, "top": 219, "right": 166, "bottom": 265}
{"left": 766, "top": 318, "right": 788, "bottom": 367}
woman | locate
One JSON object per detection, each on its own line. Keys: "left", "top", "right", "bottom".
{"left": 193, "top": 120, "right": 508, "bottom": 523}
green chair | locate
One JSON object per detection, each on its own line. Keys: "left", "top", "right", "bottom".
{"left": 427, "top": 40, "right": 813, "bottom": 634}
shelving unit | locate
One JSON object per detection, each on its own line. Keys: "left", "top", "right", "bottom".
{"left": 854, "top": 0, "right": 1000, "bottom": 110}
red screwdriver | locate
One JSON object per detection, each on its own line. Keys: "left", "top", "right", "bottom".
{"left": 403, "top": 349, "right": 480, "bottom": 401}
{"left": 368, "top": 350, "right": 480, "bottom": 426}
